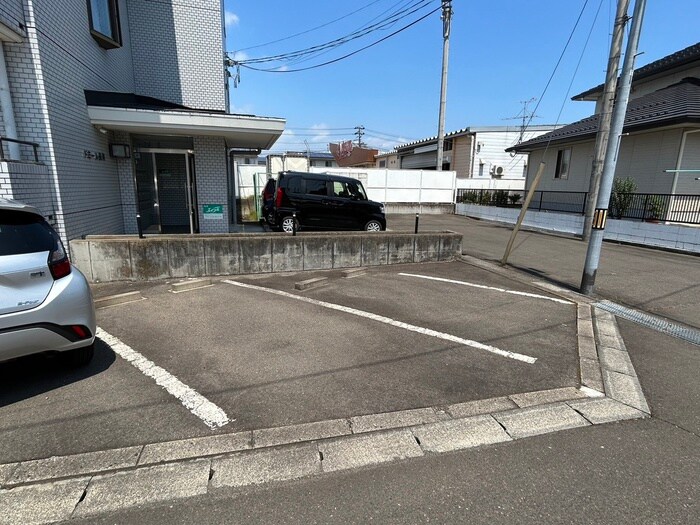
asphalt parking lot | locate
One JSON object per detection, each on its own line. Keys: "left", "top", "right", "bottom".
{"left": 0, "top": 260, "right": 578, "bottom": 463}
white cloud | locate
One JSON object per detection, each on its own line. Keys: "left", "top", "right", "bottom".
{"left": 225, "top": 11, "right": 239, "bottom": 27}
{"left": 230, "top": 50, "right": 248, "bottom": 62}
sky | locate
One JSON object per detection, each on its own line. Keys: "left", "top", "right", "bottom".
{"left": 223, "top": 0, "right": 699, "bottom": 154}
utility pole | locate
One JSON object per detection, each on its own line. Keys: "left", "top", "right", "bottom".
{"left": 581, "top": 0, "right": 630, "bottom": 241}
{"left": 581, "top": 0, "right": 646, "bottom": 295}
{"left": 354, "top": 125, "right": 365, "bottom": 148}
{"left": 436, "top": 0, "right": 452, "bottom": 171}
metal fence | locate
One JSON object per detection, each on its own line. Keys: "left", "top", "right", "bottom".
{"left": 455, "top": 189, "right": 700, "bottom": 225}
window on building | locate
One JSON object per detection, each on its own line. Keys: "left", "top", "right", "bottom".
{"left": 325, "top": 160, "right": 332, "bottom": 167}
{"left": 379, "top": 160, "right": 386, "bottom": 168}
{"left": 554, "top": 148, "right": 571, "bottom": 179}
{"left": 87, "top": 0, "right": 122, "bottom": 49}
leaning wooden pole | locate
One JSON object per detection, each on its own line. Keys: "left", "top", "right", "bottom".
{"left": 501, "top": 161, "right": 546, "bottom": 266}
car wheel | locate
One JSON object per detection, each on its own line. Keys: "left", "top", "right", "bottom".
{"left": 365, "top": 220, "right": 383, "bottom": 232}
{"left": 62, "top": 342, "right": 95, "bottom": 367}
{"left": 280, "top": 216, "right": 298, "bottom": 233}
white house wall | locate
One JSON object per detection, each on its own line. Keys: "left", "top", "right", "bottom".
{"left": 471, "top": 129, "right": 549, "bottom": 179}
{"left": 525, "top": 128, "right": 689, "bottom": 194}
{"left": 677, "top": 130, "right": 700, "bottom": 194}
{"left": 525, "top": 142, "right": 594, "bottom": 193}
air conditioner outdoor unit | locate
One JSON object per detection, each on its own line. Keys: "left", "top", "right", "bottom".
{"left": 491, "top": 165, "right": 505, "bottom": 177}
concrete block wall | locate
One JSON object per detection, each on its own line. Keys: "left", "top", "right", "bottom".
{"left": 127, "top": 0, "right": 226, "bottom": 111}
{"left": 455, "top": 203, "right": 700, "bottom": 253}
{"left": 70, "top": 231, "right": 463, "bottom": 282}
{"left": 0, "top": 161, "right": 54, "bottom": 216}
{"left": 194, "top": 136, "right": 229, "bottom": 233}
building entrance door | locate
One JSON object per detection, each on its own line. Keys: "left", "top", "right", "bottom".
{"left": 134, "top": 149, "right": 198, "bottom": 234}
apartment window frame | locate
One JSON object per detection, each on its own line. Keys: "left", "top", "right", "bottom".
{"left": 554, "top": 148, "right": 571, "bottom": 180}
{"left": 87, "top": 0, "right": 122, "bottom": 49}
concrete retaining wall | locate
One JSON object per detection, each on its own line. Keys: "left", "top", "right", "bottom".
{"left": 455, "top": 203, "right": 700, "bottom": 254}
{"left": 70, "top": 231, "right": 463, "bottom": 282}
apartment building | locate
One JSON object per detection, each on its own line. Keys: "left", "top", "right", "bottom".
{"left": 0, "top": 0, "right": 284, "bottom": 242}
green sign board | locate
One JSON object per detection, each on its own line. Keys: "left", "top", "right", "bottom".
{"left": 202, "top": 204, "right": 224, "bottom": 220}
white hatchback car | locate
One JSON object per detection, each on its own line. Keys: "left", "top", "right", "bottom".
{"left": 0, "top": 198, "right": 96, "bottom": 366}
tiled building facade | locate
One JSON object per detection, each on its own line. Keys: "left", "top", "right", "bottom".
{"left": 0, "top": 0, "right": 284, "bottom": 244}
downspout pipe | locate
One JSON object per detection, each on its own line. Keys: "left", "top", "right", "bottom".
{"left": 0, "top": 42, "right": 21, "bottom": 160}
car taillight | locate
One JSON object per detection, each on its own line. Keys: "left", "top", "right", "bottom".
{"left": 48, "top": 239, "right": 71, "bottom": 280}
{"left": 69, "top": 325, "right": 91, "bottom": 339}
{"left": 275, "top": 187, "right": 283, "bottom": 208}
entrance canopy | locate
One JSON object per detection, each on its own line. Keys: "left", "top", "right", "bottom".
{"left": 85, "top": 91, "right": 285, "bottom": 150}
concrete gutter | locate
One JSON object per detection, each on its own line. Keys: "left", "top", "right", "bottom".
{"left": 69, "top": 231, "right": 462, "bottom": 283}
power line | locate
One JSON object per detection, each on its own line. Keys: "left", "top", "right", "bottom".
{"left": 229, "top": 0, "right": 436, "bottom": 67}
{"left": 280, "top": 0, "right": 421, "bottom": 68}
{"left": 236, "top": 0, "right": 387, "bottom": 52}
{"left": 239, "top": 4, "right": 440, "bottom": 73}
{"left": 521, "top": 0, "right": 592, "bottom": 135}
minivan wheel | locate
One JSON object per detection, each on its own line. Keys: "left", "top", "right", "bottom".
{"left": 281, "top": 216, "right": 298, "bottom": 233}
{"left": 62, "top": 342, "right": 95, "bottom": 367}
{"left": 365, "top": 220, "right": 383, "bottom": 232}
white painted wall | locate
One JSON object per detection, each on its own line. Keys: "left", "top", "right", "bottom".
{"left": 310, "top": 167, "right": 456, "bottom": 204}
{"left": 455, "top": 203, "right": 700, "bottom": 253}
{"left": 471, "top": 129, "right": 536, "bottom": 179}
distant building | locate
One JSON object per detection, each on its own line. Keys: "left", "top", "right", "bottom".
{"left": 329, "top": 141, "right": 378, "bottom": 168}
{"left": 0, "top": 0, "right": 284, "bottom": 240}
{"left": 309, "top": 152, "right": 338, "bottom": 169}
{"left": 375, "top": 152, "right": 399, "bottom": 169}
{"left": 394, "top": 126, "right": 559, "bottom": 180}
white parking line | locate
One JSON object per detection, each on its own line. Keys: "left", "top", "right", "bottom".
{"left": 398, "top": 273, "right": 573, "bottom": 305}
{"left": 96, "top": 328, "right": 230, "bottom": 429}
{"left": 223, "top": 280, "right": 537, "bottom": 364}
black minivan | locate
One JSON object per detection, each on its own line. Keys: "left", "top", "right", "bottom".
{"left": 272, "top": 171, "right": 386, "bottom": 233}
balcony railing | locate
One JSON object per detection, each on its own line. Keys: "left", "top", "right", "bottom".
{"left": 0, "top": 136, "right": 40, "bottom": 163}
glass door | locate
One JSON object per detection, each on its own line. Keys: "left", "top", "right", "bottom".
{"left": 154, "top": 153, "right": 190, "bottom": 234}
{"left": 134, "top": 152, "right": 160, "bottom": 233}
{"left": 134, "top": 149, "right": 198, "bottom": 234}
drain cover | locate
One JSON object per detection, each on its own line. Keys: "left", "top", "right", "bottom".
{"left": 595, "top": 300, "right": 700, "bottom": 346}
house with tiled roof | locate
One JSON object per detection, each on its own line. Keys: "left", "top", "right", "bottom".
{"left": 508, "top": 42, "right": 700, "bottom": 197}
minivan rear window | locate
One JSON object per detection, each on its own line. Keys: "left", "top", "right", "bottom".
{"left": 0, "top": 211, "right": 57, "bottom": 256}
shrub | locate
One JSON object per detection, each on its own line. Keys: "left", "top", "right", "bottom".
{"left": 492, "top": 190, "right": 509, "bottom": 206}
{"left": 610, "top": 177, "right": 637, "bottom": 218}
{"left": 508, "top": 193, "right": 522, "bottom": 205}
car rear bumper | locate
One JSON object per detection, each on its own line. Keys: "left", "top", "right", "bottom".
{"left": 0, "top": 324, "right": 94, "bottom": 361}
{"left": 0, "top": 266, "right": 96, "bottom": 362}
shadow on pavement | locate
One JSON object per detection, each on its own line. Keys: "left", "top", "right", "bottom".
{"left": 0, "top": 338, "right": 116, "bottom": 407}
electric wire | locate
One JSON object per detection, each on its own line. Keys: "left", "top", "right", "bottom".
{"left": 235, "top": 0, "right": 387, "bottom": 52}
{"left": 280, "top": 0, "right": 419, "bottom": 68}
{"left": 521, "top": 0, "right": 592, "bottom": 136}
{"left": 540, "top": 0, "right": 605, "bottom": 158}
{"left": 239, "top": 4, "right": 440, "bottom": 73}
{"left": 229, "top": 0, "right": 436, "bottom": 68}
{"left": 233, "top": 0, "right": 434, "bottom": 65}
